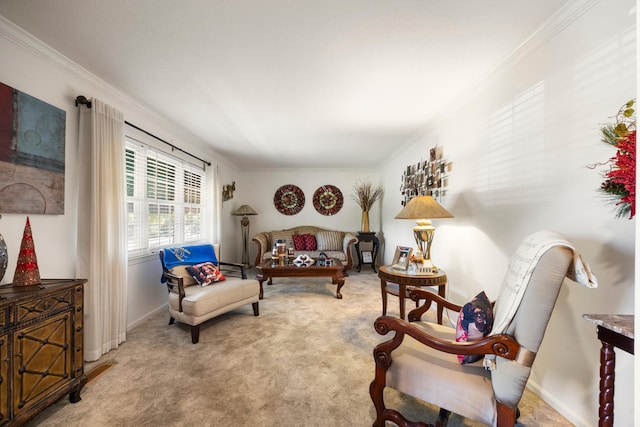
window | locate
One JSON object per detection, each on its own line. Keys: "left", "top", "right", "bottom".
{"left": 125, "top": 139, "right": 206, "bottom": 257}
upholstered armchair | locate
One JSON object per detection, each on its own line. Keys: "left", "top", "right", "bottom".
{"left": 159, "top": 243, "right": 261, "bottom": 344}
{"left": 370, "top": 231, "right": 597, "bottom": 427}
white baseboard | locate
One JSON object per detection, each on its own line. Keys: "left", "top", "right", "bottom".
{"left": 127, "top": 303, "right": 167, "bottom": 331}
{"left": 527, "top": 380, "right": 590, "bottom": 427}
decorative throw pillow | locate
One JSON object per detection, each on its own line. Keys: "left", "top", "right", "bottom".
{"left": 302, "top": 234, "right": 317, "bottom": 251}
{"left": 292, "top": 235, "right": 306, "bottom": 251}
{"left": 186, "top": 262, "right": 226, "bottom": 287}
{"left": 455, "top": 291, "right": 494, "bottom": 364}
{"left": 270, "top": 230, "right": 294, "bottom": 247}
{"left": 316, "top": 231, "right": 343, "bottom": 251}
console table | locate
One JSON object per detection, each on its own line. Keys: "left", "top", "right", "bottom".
{"left": 355, "top": 232, "right": 379, "bottom": 272}
{"left": 0, "top": 279, "right": 87, "bottom": 425}
{"left": 582, "top": 314, "right": 634, "bottom": 427}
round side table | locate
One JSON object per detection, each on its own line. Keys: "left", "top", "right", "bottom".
{"left": 377, "top": 265, "right": 447, "bottom": 324}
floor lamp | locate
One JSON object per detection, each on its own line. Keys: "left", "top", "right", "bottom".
{"left": 232, "top": 205, "right": 258, "bottom": 267}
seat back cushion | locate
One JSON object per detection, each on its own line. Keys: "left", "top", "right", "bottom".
{"left": 270, "top": 230, "right": 294, "bottom": 247}
{"left": 491, "top": 245, "right": 572, "bottom": 408}
{"left": 169, "top": 265, "right": 197, "bottom": 286}
{"left": 316, "top": 231, "right": 344, "bottom": 251}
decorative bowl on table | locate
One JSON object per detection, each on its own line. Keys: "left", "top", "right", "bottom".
{"left": 293, "top": 254, "right": 314, "bottom": 267}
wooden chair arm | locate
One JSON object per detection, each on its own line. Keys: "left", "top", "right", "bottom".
{"left": 407, "top": 288, "right": 463, "bottom": 323}
{"left": 373, "top": 315, "right": 521, "bottom": 361}
{"left": 218, "top": 261, "right": 247, "bottom": 279}
{"left": 164, "top": 271, "right": 186, "bottom": 312}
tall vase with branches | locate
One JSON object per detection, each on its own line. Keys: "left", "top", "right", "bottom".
{"left": 352, "top": 180, "right": 383, "bottom": 232}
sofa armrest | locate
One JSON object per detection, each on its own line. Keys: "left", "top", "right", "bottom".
{"left": 252, "top": 233, "right": 269, "bottom": 266}
{"left": 343, "top": 232, "right": 357, "bottom": 271}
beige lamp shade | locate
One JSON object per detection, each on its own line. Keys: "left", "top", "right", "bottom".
{"left": 395, "top": 196, "right": 453, "bottom": 266}
{"left": 232, "top": 205, "right": 258, "bottom": 216}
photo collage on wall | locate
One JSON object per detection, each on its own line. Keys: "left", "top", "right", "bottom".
{"left": 400, "top": 145, "right": 451, "bottom": 206}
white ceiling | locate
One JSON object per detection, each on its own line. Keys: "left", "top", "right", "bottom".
{"left": 0, "top": 0, "right": 570, "bottom": 169}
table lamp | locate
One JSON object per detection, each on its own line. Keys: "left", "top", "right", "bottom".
{"left": 394, "top": 195, "right": 454, "bottom": 268}
{"left": 232, "top": 205, "right": 258, "bottom": 267}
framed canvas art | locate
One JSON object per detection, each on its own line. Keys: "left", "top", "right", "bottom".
{"left": 0, "top": 82, "right": 66, "bottom": 214}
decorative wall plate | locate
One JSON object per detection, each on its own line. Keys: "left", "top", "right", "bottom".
{"left": 274, "top": 184, "right": 305, "bottom": 215}
{"left": 313, "top": 185, "right": 343, "bottom": 216}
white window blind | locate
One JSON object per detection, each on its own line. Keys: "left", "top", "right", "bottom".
{"left": 125, "top": 139, "right": 205, "bottom": 257}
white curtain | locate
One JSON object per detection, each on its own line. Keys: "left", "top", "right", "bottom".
{"left": 77, "top": 99, "right": 128, "bottom": 361}
{"left": 212, "top": 164, "right": 222, "bottom": 243}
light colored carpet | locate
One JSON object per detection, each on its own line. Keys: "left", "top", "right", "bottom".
{"left": 30, "top": 269, "right": 573, "bottom": 426}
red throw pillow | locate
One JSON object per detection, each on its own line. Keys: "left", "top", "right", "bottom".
{"left": 292, "top": 235, "right": 306, "bottom": 251}
{"left": 303, "top": 234, "right": 317, "bottom": 251}
{"left": 455, "top": 291, "right": 493, "bottom": 364}
{"left": 186, "top": 262, "right": 226, "bottom": 286}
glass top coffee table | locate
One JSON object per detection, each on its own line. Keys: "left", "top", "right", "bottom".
{"left": 256, "top": 261, "right": 345, "bottom": 299}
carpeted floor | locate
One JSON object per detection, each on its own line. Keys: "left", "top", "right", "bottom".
{"left": 30, "top": 269, "right": 573, "bottom": 426}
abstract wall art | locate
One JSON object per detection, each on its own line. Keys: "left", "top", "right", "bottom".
{"left": 0, "top": 82, "right": 65, "bottom": 214}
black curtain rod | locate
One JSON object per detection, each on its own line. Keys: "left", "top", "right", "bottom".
{"left": 75, "top": 95, "right": 212, "bottom": 167}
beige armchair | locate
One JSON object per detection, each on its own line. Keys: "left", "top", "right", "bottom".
{"left": 370, "top": 231, "right": 597, "bottom": 426}
{"left": 159, "top": 244, "right": 260, "bottom": 344}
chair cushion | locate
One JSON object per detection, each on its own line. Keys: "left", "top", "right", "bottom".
{"left": 186, "top": 262, "right": 226, "bottom": 286}
{"left": 387, "top": 321, "right": 496, "bottom": 426}
{"left": 316, "top": 231, "right": 343, "bottom": 251}
{"left": 455, "top": 291, "right": 494, "bottom": 364}
{"left": 169, "top": 278, "right": 258, "bottom": 318}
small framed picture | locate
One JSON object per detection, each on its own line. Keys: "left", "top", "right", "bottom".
{"left": 362, "top": 251, "right": 373, "bottom": 263}
{"left": 392, "top": 246, "right": 413, "bottom": 271}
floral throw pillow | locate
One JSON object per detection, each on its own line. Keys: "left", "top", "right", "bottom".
{"left": 186, "top": 262, "right": 226, "bottom": 286}
{"left": 455, "top": 291, "right": 493, "bottom": 364}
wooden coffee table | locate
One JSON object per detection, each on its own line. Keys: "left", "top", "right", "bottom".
{"left": 256, "top": 261, "right": 345, "bottom": 299}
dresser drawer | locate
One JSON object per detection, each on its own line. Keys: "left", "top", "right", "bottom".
{"left": 15, "top": 288, "right": 74, "bottom": 324}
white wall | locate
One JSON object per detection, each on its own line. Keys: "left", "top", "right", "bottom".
{"left": 378, "top": 2, "right": 635, "bottom": 426}
{"left": 0, "top": 17, "right": 242, "bottom": 329}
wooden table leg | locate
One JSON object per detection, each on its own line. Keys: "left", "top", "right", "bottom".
{"left": 437, "top": 284, "right": 446, "bottom": 325}
{"left": 335, "top": 277, "right": 344, "bottom": 299}
{"left": 599, "top": 340, "right": 615, "bottom": 427}
{"left": 380, "top": 278, "right": 387, "bottom": 316}
{"left": 256, "top": 275, "right": 266, "bottom": 299}
{"left": 399, "top": 284, "right": 406, "bottom": 320}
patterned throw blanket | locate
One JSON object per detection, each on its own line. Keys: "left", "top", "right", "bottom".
{"left": 484, "top": 230, "right": 598, "bottom": 370}
{"left": 160, "top": 244, "right": 218, "bottom": 282}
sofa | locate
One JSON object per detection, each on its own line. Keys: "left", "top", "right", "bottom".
{"left": 159, "top": 243, "right": 261, "bottom": 344}
{"left": 252, "top": 226, "right": 358, "bottom": 272}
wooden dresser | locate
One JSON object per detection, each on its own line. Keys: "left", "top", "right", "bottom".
{"left": 0, "top": 279, "right": 87, "bottom": 426}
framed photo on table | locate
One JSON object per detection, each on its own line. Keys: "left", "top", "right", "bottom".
{"left": 362, "top": 251, "right": 373, "bottom": 263}
{"left": 391, "top": 246, "right": 413, "bottom": 271}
